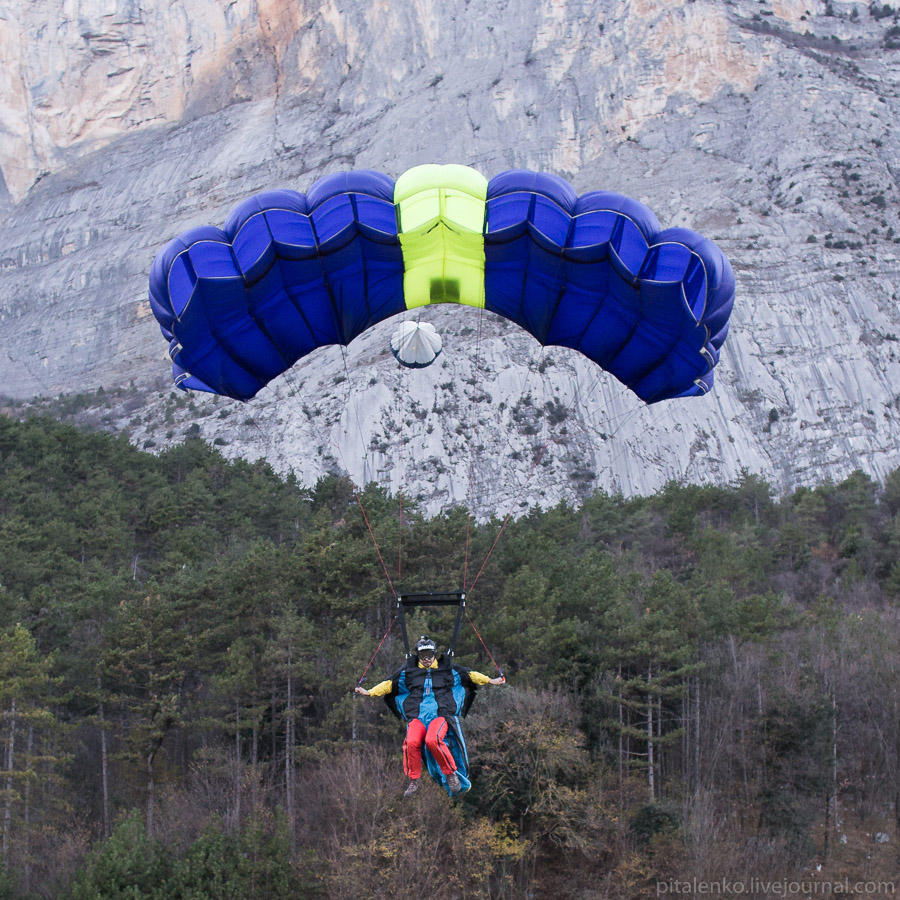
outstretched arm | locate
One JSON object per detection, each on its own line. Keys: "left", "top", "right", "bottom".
{"left": 355, "top": 679, "right": 393, "bottom": 697}
{"left": 469, "top": 671, "right": 506, "bottom": 686}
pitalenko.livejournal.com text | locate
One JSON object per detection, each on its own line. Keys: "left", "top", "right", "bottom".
{"left": 656, "top": 877, "right": 896, "bottom": 896}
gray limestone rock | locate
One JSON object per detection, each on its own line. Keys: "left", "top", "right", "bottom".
{"left": 1, "top": 0, "right": 898, "bottom": 516}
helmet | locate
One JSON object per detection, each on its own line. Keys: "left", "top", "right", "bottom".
{"left": 415, "top": 636, "right": 437, "bottom": 655}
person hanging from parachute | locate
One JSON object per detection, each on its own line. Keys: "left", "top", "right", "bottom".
{"left": 355, "top": 634, "right": 505, "bottom": 797}
{"left": 146, "top": 163, "right": 735, "bottom": 794}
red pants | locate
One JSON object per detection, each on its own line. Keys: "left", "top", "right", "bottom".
{"left": 403, "top": 717, "right": 456, "bottom": 779}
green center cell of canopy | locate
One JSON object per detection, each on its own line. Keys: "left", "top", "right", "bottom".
{"left": 394, "top": 164, "right": 488, "bottom": 310}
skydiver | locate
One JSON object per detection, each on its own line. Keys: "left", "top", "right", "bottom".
{"left": 354, "top": 635, "right": 505, "bottom": 796}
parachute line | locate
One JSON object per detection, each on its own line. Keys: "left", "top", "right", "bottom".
{"left": 465, "top": 607, "right": 503, "bottom": 677}
{"left": 329, "top": 345, "right": 398, "bottom": 598}
{"left": 468, "top": 441, "right": 550, "bottom": 594}
{"left": 355, "top": 613, "right": 398, "bottom": 688}
{"left": 354, "top": 489, "right": 398, "bottom": 598}
{"left": 397, "top": 489, "right": 403, "bottom": 583}
{"left": 462, "top": 305, "right": 486, "bottom": 590}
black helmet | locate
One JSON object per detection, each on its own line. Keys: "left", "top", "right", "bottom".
{"left": 416, "top": 636, "right": 437, "bottom": 655}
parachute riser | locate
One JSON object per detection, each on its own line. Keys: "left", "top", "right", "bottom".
{"left": 396, "top": 591, "right": 467, "bottom": 660}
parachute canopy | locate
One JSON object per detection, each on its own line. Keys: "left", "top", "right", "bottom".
{"left": 390, "top": 321, "right": 443, "bottom": 368}
{"left": 148, "top": 165, "right": 735, "bottom": 403}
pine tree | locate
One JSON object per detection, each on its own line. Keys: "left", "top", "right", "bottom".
{"left": 0, "top": 623, "right": 61, "bottom": 885}
{"left": 101, "top": 593, "right": 194, "bottom": 836}
{"left": 595, "top": 573, "right": 701, "bottom": 801}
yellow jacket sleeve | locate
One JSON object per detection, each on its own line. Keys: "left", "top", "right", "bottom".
{"left": 469, "top": 671, "right": 492, "bottom": 685}
{"left": 367, "top": 679, "right": 393, "bottom": 697}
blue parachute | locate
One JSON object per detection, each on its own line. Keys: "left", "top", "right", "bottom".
{"left": 148, "top": 165, "right": 734, "bottom": 403}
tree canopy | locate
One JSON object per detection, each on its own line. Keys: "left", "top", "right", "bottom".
{"left": 0, "top": 415, "right": 896, "bottom": 897}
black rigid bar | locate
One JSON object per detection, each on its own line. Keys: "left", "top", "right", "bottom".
{"left": 398, "top": 592, "right": 466, "bottom": 607}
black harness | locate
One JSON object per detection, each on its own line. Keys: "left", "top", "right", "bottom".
{"left": 383, "top": 655, "right": 479, "bottom": 721}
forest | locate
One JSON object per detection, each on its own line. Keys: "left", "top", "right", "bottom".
{"left": 0, "top": 414, "right": 896, "bottom": 898}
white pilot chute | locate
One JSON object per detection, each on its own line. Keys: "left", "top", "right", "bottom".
{"left": 390, "top": 320, "right": 443, "bottom": 368}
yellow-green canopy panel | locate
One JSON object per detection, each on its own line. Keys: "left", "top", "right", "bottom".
{"left": 394, "top": 164, "right": 488, "bottom": 309}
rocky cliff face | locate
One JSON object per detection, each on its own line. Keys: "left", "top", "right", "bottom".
{"left": 1, "top": 0, "right": 898, "bottom": 516}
